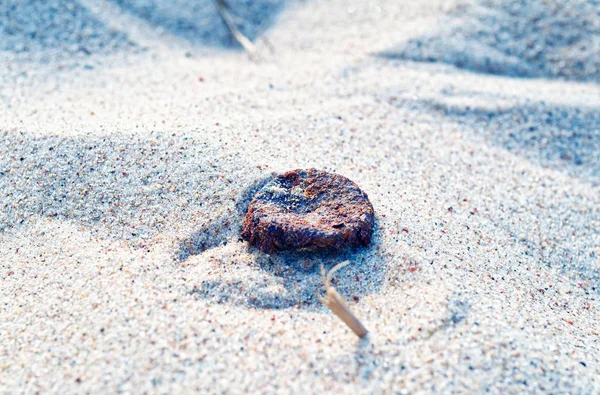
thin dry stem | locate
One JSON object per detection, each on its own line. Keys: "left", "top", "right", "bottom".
{"left": 215, "top": 0, "right": 259, "bottom": 61}
{"left": 320, "top": 261, "right": 368, "bottom": 338}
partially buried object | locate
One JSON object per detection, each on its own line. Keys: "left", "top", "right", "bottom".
{"left": 241, "top": 168, "right": 375, "bottom": 253}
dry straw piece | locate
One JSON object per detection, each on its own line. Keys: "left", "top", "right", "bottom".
{"left": 320, "top": 261, "right": 369, "bottom": 338}
{"left": 215, "top": 0, "right": 259, "bottom": 61}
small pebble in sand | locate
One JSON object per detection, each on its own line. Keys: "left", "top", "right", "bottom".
{"left": 241, "top": 168, "right": 374, "bottom": 253}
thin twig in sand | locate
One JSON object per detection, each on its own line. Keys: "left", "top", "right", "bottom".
{"left": 215, "top": 0, "right": 259, "bottom": 61}
{"left": 320, "top": 261, "right": 369, "bottom": 338}
{"left": 261, "top": 36, "right": 275, "bottom": 54}
{"left": 255, "top": 18, "right": 275, "bottom": 54}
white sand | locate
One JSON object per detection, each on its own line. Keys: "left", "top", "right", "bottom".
{"left": 1, "top": 0, "right": 600, "bottom": 393}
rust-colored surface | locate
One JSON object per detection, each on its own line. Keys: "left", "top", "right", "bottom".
{"left": 241, "top": 169, "right": 375, "bottom": 253}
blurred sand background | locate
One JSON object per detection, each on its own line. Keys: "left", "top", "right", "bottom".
{"left": 1, "top": 0, "right": 599, "bottom": 393}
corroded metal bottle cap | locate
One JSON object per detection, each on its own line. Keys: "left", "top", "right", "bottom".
{"left": 241, "top": 168, "right": 375, "bottom": 253}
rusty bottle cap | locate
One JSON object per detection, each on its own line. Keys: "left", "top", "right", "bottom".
{"left": 241, "top": 168, "right": 375, "bottom": 253}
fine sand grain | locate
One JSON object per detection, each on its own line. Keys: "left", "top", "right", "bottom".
{"left": 1, "top": 0, "right": 599, "bottom": 393}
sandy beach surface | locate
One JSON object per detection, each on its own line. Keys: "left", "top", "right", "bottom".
{"left": 1, "top": 0, "right": 599, "bottom": 393}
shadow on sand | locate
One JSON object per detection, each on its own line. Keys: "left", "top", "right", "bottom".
{"left": 379, "top": 0, "right": 600, "bottom": 82}
{"left": 413, "top": 97, "right": 600, "bottom": 186}
{"left": 1, "top": 0, "right": 287, "bottom": 62}
{"left": 186, "top": 221, "right": 389, "bottom": 310}
{"left": 0, "top": 0, "right": 137, "bottom": 58}
{"left": 108, "top": 0, "right": 287, "bottom": 49}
